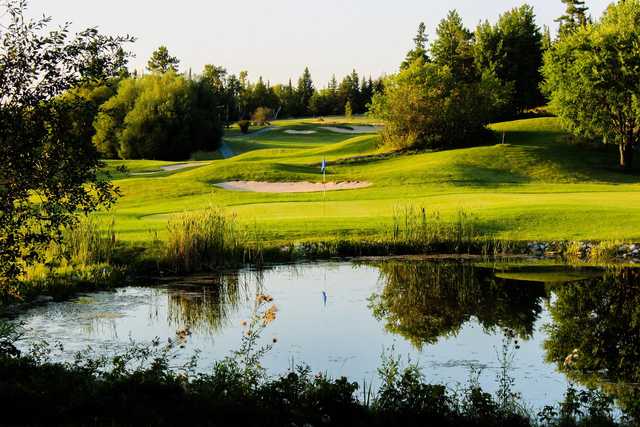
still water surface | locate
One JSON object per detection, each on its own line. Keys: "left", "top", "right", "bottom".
{"left": 10, "top": 260, "right": 637, "bottom": 411}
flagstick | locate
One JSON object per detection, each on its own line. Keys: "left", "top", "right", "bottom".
{"left": 323, "top": 162, "right": 326, "bottom": 217}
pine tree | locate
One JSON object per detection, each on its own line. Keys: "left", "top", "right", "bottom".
{"left": 296, "top": 67, "right": 315, "bottom": 116}
{"left": 431, "top": 10, "right": 475, "bottom": 82}
{"left": 146, "top": 46, "right": 180, "bottom": 73}
{"left": 542, "top": 25, "right": 552, "bottom": 51}
{"left": 556, "top": 0, "right": 589, "bottom": 37}
{"left": 401, "top": 22, "right": 429, "bottom": 69}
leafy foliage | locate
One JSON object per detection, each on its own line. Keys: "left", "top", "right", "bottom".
{"left": 93, "top": 72, "right": 223, "bottom": 160}
{"left": 370, "top": 60, "right": 508, "bottom": 150}
{"left": 542, "top": 0, "right": 640, "bottom": 169}
{"left": 0, "top": 0, "right": 132, "bottom": 281}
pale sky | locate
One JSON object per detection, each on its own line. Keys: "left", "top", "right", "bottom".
{"left": 27, "top": 0, "right": 611, "bottom": 86}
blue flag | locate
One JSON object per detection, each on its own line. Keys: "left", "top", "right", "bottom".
{"left": 321, "top": 158, "right": 326, "bottom": 174}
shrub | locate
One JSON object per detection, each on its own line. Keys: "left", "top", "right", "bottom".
{"left": 238, "top": 120, "right": 251, "bottom": 134}
{"left": 369, "top": 61, "right": 509, "bottom": 150}
{"left": 252, "top": 107, "right": 273, "bottom": 126}
{"left": 93, "top": 72, "right": 223, "bottom": 160}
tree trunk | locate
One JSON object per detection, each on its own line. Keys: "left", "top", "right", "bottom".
{"left": 619, "top": 142, "right": 634, "bottom": 170}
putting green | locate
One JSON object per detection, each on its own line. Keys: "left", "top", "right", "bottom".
{"left": 100, "top": 116, "right": 640, "bottom": 244}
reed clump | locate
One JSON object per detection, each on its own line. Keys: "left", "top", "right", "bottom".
{"left": 163, "top": 206, "right": 264, "bottom": 274}
{"left": 57, "top": 216, "right": 117, "bottom": 265}
{"left": 390, "top": 206, "right": 478, "bottom": 252}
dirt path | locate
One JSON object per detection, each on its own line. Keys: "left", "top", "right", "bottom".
{"left": 214, "top": 180, "right": 371, "bottom": 193}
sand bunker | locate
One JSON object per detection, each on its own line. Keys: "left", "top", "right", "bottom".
{"left": 161, "top": 162, "right": 209, "bottom": 172}
{"left": 214, "top": 180, "right": 371, "bottom": 193}
{"left": 131, "top": 162, "right": 210, "bottom": 175}
{"left": 321, "top": 125, "right": 382, "bottom": 134}
{"left": 285, "top": 130, "right": 317, "bottom": 135}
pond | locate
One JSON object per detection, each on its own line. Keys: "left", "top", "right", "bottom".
{"left": 7, "top": 260, "right": 640, "bottom": 413}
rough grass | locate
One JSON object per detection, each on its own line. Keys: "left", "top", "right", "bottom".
{"left": 100, "top": 116, "right": 640, "bottom": 245}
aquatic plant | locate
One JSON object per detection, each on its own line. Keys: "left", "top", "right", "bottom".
{"left": 163, "top": 206, "right": 264, "bottom": 273}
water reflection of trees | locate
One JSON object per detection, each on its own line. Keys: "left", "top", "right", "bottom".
{"left": 166, "top": 271, "right": 258, "bottom": 334}
{"left": 368, "top": 261, "right": 548, "bottom": 348}
{"left": 544, "top": 267, "right": 640, "bottom": 418}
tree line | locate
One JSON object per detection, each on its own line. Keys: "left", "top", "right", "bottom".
{"left": 371, "top": 5, "right": 546, "bottom": 150}
{"left": 373, "top": 0, "right": 640, "bottom": 170}
{"left": 72, "top": 46, "right": 386, "bottom": 160}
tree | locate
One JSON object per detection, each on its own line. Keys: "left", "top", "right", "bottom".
{"left": 296, "top": 67, "right": 315, "bottom": 116}
{"left": 542, "top": 25, "right": 552, "bottom": 51}
{"left": 475, "top": 5, "right": 543, "bottom": 115}
{"left": 273, "top": 79, "right": 298, "bottom": 118}
{"left": 401, "top": 22, "right": 429, "bottom": 70}
{"left": 338, "top": 70, "right": 362, "bottom": 114}
{"left": 542, "top": 0, "right": 640, "bottom": 169}
{"left": 430, "top": 10, "right": 475, "bottom": 82}
{"left": 369, "top": 60, "right": 509, "bottom": 150}
{"left": 0, "top": 0, "right": 132, "bottom": 281}
{"left": 147, "top": 46, "right": 180, "bottom": 73}
{"left": 309, "top": 89, "right": 336, "bottom": 117}
{"left": 93, "top": 72, "right": 223, "bottom": 160}
{"left": 556, "top": 0, "right": 590, "bottom": 37}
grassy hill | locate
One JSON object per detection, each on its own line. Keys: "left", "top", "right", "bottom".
{"left": 100, "top": 116, "right": 640, "bottom": 244}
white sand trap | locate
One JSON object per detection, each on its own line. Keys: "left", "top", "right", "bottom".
{"left": 130, "top": 162, "right": 210, "bottom": 175}
{"left": 215, "top": 180, "right": 371, "bottom": 193}
{"left": 321, "top": 125, "right": 382, "bottom": 134}
{"left": 161, "top": 162, "right": 209, "bottom": 172}
{"left": 284, "top": 130, "right": 317, "bottom": 135}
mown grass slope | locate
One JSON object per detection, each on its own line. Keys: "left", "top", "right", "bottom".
{"left": 100, "top": 116, "right": 640, "bottom": 243}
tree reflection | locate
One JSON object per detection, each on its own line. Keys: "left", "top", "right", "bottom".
{"left": 166, "top": 272, "right": 257, "bottom": 334}
{"left": 544, "top": 267, "right": 640, "bottom": 418}
{"left": 368, "top": 261, "right": 548, "bottom": 349}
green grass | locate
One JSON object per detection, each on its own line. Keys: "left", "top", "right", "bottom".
{"left": 100, "top": 116, "right": 640, "bottom": 245}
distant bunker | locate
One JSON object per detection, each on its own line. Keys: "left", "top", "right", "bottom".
{"left": 214, "top": 180, "right": 371, "bottom": 193}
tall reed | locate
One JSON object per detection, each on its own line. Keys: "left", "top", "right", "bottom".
{"left": 164, "top": 206, "right": 263, "bottom": 273}
{"left": 56, "top": 216, "right": 117, "bottom": 266}
{"left": 390, "top": 205, "right": 478, "bottom": 251}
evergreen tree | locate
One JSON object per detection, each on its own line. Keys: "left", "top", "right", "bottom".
{"left": 556, "top": 0, "right": 590, "bottom": 37}
{"left": 475, "top": 5, "right": 543, "bottom": 115}
{"left": 542, "top": 25, "right": 552, "bottom": 51}
{"left": 401, "top": 22, "right": 429, "bottom": 69}
{"left": 146, "top": 46, "right": 180, "bottom": 73}
{"left": 360, "top": 77, "right": 374, "bottom": 112}
{"left": 338, "top": 70, "right": 361, "bottom": 114}
{"left": 296, "top": 67, "right": 315, "bottom": 116}
{"left": 431, "top": 10, "right": 475, "bottom": 82}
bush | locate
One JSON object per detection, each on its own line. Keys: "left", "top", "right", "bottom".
{"left": 93, "top": 72, "right": 223, "bottom": 160}
{"left": 252, "top": 107, "right": 273, "bottom": 126}
{"left": 238, "top": 120, "right": 251, "bottom": 134}
{"left": 369, "top": 61, "right": 509, "bottom": 150}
